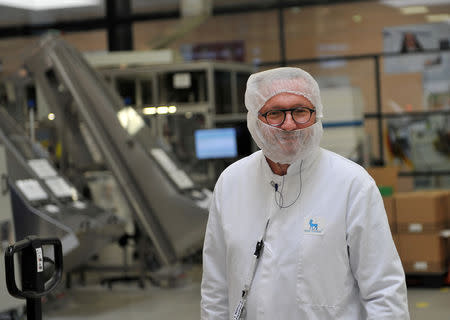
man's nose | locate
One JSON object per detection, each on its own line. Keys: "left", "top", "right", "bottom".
{"left": 280, "top": 112, "right": 297, "bottom": 131}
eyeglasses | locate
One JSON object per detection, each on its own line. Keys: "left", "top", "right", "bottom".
{"left": 259, "top": 107, "right": 316, "bottom": 127}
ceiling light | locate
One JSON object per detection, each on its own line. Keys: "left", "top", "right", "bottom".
{"left": 426, "top": 13, "right": 450, "bottom": 22}
{"left": 400, "top": 6, "right": 429, "bottom": 14}
{"left": 0, "top": 0, "right": 100, "bottom": 11}
{"left": 168, "top": 106, "right": 177, "bottom": 114}
{"left": 381, "top": 0, "right": 450, "bottom": 7}
{"left": 157, "top": 106, "right": 169, "bottom": 115}
{"left": 142, "top": 107, "right": 156, "bottom": 115}
{"left": 48, "top": 113, "right": 55, "bottom": 121}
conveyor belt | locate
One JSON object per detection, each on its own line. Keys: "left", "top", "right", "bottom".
{"left": 17, "top": 34, "right": 209, "bottom": 267}
{"left": 0, "top": 107, "right": 125, "bottom": 273}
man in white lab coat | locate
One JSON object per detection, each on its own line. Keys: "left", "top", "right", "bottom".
{"left": 201, "top": 67, "right": 409, "bottom": 319}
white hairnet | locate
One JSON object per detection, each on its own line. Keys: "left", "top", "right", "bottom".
{"left": 244, "top": 67, "right": 323, "bottom": 118}
{"left": 244, "top": 67, "right": 324, "bottom": 164}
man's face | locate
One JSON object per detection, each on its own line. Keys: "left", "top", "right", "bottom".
{"left": 258, "top": 92, "right": 316, "bottom": 130}
{"left": 256, "top": 92, "right": 317, "bottom": 157}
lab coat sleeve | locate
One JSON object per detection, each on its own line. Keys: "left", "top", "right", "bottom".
{"left": 201, "top": 183, "right": 229, "bottom": 320}
{"left": 346, "top": 181, "right": 410, "bottom": 320}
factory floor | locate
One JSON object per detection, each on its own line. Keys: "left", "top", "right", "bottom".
{"left": 43, "top": 267, "right": 449, "bottom": 320}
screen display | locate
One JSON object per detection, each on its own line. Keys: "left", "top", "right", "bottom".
{"left": 195, "top": 128, "right": 238, "bottom": 159}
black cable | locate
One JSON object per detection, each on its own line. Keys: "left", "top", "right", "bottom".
{"left": 274, "top": 160, "right": 303, "bottom": 209}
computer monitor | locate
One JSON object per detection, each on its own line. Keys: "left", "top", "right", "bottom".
{"left": 195, "top": 128, "right": 238, "bottom": 159}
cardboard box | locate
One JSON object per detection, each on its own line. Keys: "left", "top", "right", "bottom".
{"left": 397, "top": 176, "right": 414, "bottom": 193}
{"left": 395, "top": 191, "right": 447, "bottom": 233}
{"left": 367, "top": 166, "right": 399, "bottom": 193}
{"left": 382, "top": 196, "right": 396, "bottom": 233}
{"left": 398, "top": 233, "right": 446, "bottom": 273}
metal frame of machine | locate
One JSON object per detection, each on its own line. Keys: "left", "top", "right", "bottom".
{"left": 0, "top": 107, "right": 125, "bottom": 274}
{"left": 97, "top": 61, "right": 255, "bottom": 185}
{"left": 10, "top": 34, "right": 211, "bottom": 269}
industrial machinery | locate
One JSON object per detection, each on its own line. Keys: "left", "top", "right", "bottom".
{"left": 96, "top": 60, "right": 255, "bottom": 187}
{"left": 387, "top": 113, "right": 450, "bottom": 188}
{"left": 2, "top": 33, "right": 211, "bottom": 274}
{"left": 0, "top": 107, "right": 124, "bottom": 274}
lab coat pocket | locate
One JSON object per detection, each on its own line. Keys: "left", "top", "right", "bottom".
{"left": 296, "top": 229, "right": 347, "bottom": 309}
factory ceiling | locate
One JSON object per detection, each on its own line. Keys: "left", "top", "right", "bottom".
{"left": 0, "top": 0, "right": 448, "bottom": 38}
{"left": 0, "top": 0, "right": 374, "bottom": 27}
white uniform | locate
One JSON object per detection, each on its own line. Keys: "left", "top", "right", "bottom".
{"left": 201, "top": 148, "right": 409, "bottom": 320}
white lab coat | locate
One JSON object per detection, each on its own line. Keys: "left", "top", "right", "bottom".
{"left": 201, "top": 148, "right": 409, "bottom": 320}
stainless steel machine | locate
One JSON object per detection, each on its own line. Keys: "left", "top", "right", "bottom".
{"left": 0, "top": 107, "right": 125, "bottom": 274}
{"left": 3, "top": 33, "right": 210, "bottom": 271}
{"left": 95, "top": 58, "right": 255, "bottom": 188}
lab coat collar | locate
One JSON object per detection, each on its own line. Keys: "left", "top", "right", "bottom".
{"left": 260, "top": 146, "right": 321, "bottom": 182}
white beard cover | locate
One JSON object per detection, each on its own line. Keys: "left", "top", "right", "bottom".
{"left": 248, "top": 116, "right": 323, "bottom": 164}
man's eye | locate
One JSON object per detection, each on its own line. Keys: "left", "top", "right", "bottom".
{"left": 268, "top": 111, "right": 283, "bottom": 117}
{"left": 293, "top": 109, "right": 308, "bottom": 115}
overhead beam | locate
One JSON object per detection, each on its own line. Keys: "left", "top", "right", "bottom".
{"left": 106, "top": 0, "right": 133, "bottom": 51}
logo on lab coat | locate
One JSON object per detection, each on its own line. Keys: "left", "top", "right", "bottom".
{"left": 304, "top": 217, "right": 324, "bottom": 235}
